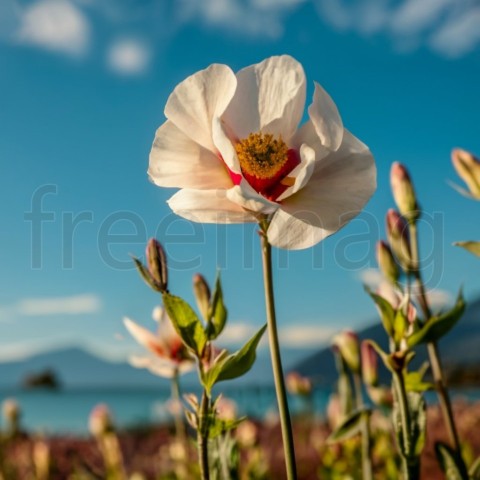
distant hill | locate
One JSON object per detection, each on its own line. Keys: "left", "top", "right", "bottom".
{"left": 294, "top": 296, "right": 480, "bottom": 387}
{"left": 0, "top": 347, "right": 167, "bottom": 389}
{"left": 0, "top": 345, "right": 316, "bottom": 390}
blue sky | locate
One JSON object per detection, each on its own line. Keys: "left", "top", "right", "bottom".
{"left": 0, "top": 0, "right": 479, "bottom": 363}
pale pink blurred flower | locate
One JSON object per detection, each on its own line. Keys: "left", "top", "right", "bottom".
{"left": 124, "top": 307, "right": 194, "bottom": 378}
{"left": 215, "top": 396, "right": 237, "bottom": 422}
{"left": 285, "top": 371, "right": 312, "bottom": 396}
{"left": 89, "top": 404, "right": 113, "bottom": 437}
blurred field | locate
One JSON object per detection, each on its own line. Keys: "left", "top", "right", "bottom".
{"left": 2, "top": 399, "right": 480, "bottom": 480}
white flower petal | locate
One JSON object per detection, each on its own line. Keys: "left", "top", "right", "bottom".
{"left": 223, "top": 55, "right": 306, "bottom": 141}
{"left": 276, "top": 144, "right": 316, "bottom": 201}
{"left": 165, "top": 64, "right": 237, "bottom": 152}
{"left": 212, "top": 117, "right": 241, "bottom": 174}
{"left": 226, "top": 182, "right": 278, "bottom": 215}
{"left": 291, "top": 119, "right": 330, "bottom": 161}
{"left": 167, "top": 189, "right": 257, "bottom": 224}
{"left": 269, "top": 130, "right": 376, "bottom": 249}
{"left": 129, "top": 355, "right": 182, "bottom": 379}
{"left": 148, "top": 120, "right": 232, "bottom": 189}
{"left": 308, "top": 82, "right": 343, "bottom": 152}
{"left": 124, "top": 317, "right": 164, "bottom": 355}
{"left": 267, "top": 209, "right": 330, "bottom": 250}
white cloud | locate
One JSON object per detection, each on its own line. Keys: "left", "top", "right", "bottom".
{"left": 0, "top": 294, "right": 101, "bottom": 318}
{"left": 220, "top": 322, "right": 259, "bottom": 345}
{"left": 279, "top": 325, "right": 336, "bottom": 347}
{"left": 315, "top": 0, "right": 479, "bottom": 58}
{"left": 429, "top": 7, "right": 480, "bottom": 57}
{"left": 16, "top": 0, "right": 90, "bottom": 56}
{"left": 389, "top": 0, "right": 454, "bottom": 36}
{"left": 358, "top": 268, "right": 384, "bottom": 288}
{"left": 175, "top": 0, "right": 296, "bottom": 39}
{"left": 107, "top": 38, "right": 151, "bottom": 75}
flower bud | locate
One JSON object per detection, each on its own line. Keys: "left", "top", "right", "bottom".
{"left": 285, "top": 371, "right": 312, "bottom": 396}
{"left": 386, "top": 209, "right": 413, "bottom": 271}
{"left": 2, "top": 398, "right": 20, "bottom": 435}
{"left": 367, "top": 386, "right": 393, "bottom": 408}
{"left": 193, "top": 273, "right": 211, "bottom": 321}
{"left": 361, "top": 341, "right": 378, "bottom": 386}
{"left": 332, "top": 330, "right": 360, "bottom": 373}
{"left": 326, "top": 393, "right": 343, "bottom": 430}
{"left": 390, "top": 162, "right": 419, "bottom": 220}
{"left": 235, "top": 420, "right": 258, "bottom": 448}
{"left": 452, "top": 148, "right": 480, "bottom": 199}
{"left": 89, "top": 404, "right": 113, "bottom": 437}
{"left": 33, "top": 438, "right": 50, "bottom": 480}
{"left": 146, "top": 238, "right": 168, "bottom": 292}
{"left": 376, "top": 240, "right": 399, "bottom": 284}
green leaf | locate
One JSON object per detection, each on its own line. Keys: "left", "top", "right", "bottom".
{"left": 393, "top": 309, "right": 409, "bottom": 344}
{"left": 367, "top": 291, "right": 395, "bottom": 337}
{"left": 208, "top": 416, "right": 245, "bottom": 439}
{"left": 202, "top": 325, "right": 266, "bottom": 393}
{"left": 407, "top": 291, "right": 465, "bottom": 347}
{"left": 469, "top": 455, "right": 480, "bottom": 479}
{"left": 404, "top": 371, "right": 434, "bottom": 393}
{"left": 435, "top": 443, "right": 467, "bottom": 480}
{"left": 409, "top": 391, "right": 427, "bottom": 456}
{"left": 132, "top": 256, "right": 158, "bottom": 292}
{"left": 327, "top": 408, "right": 370, "bottom": 444}
{"left": 163, "top": 293, "right": 207, "bottom": 357}
{"left": 206, "top": 273, "right": 228, "bottom": 340}
{"left": 454, "top": 241, "right": 480, "bottom": 258}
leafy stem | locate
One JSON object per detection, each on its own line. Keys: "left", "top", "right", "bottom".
{"left": 408, "top": 221, "right": 467, "bottom": 477}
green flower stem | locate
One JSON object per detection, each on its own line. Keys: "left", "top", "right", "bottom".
{"left": 260, "top": 228, "right": 297, "bottom": 480}
{"left": 353, "top": 373, "right": 373, "bottom": 480}
{"left": 408, "top": 221, "right": 465, "bottom": 469}
{"left": 393, "top": 371, "right": 419, "bottom": 480}
{"left": 198, "top": 389, "right": 210, "bottom": 480}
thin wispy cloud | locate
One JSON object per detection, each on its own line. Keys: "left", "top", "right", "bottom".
{"left": 16, "top": 0, "right": 90, "bottom": 56}
{"left": 315, "top": 0, "right": 480, "bottom": 57}
{"left": 429, "top": 7, "right": 480, "bottom": 58}
{"left": 0, "top": 294, "right": 101, "bottom": 320}
{"left": 107, "top": 38, "right": 151, "bottom": 75}
{"left": 220, "top": 321, "right": 335, "bottom": 348}
{"left": 279, "top": 325, "right": 336, "bottom": 348}
{"left": 1, "top": 0, "right": 478, "bottom": 70}
{"left": 175, "top": 0, "right": 303, "bottom": 39}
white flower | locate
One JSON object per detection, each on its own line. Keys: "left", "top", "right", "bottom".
{"left": 149, "top": 55, "right": 376, "bottom": 250}
{"left": 124, "top": 307, "right": 194, "bottom": 379}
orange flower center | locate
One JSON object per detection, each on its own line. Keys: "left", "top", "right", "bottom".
{"left": 235, "top": 133, "right": 289, "bottom": 179}
{"left": 234, "top": 133, "right": 300, "bottom": 201}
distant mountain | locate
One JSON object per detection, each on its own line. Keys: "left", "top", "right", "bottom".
{"left": 0, "top": 347, "right": 166, "bottom": 389}
{"left": 294, "top": 296, "right": 480, "bottom": 386}
{"left": 0, "top": 345, "right": 317, "bottom": 390}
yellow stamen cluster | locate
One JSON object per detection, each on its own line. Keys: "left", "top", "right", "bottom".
{"left": 235, "top": 133, "right": 289, "bottom": 179}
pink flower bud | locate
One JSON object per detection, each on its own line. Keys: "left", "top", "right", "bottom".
{"left": 376, "top": 240, "right": 399, "bottom": 284}
{"left": 332, "top": 330, "right": 360, "bottom": 373}
{"left": 146, "top": 238, "right": 168, "bottom": 292}
{"left": 193, "top": 273, "right": 211, "bottom": 321}
{"left": 326, "top": 393, "right": 343, "bottom": 430}
{"left": 361, "top": 341, "right": 378, "bottom": 386}
{"left": 390, "top": 162, "right": 419, "bottom": 220}
{"left": 89, "top": 404, "right": 113, "bottom": 437}
{"left": 452, "top": 148, "right": 480, "bottom": 199}
{"left": 367, "top": 386, "right": 393, "bottom": 408}
{"left": 285, "top": 371, "right": 312, "bottom": 396}
{"left": 386, "top": 209, "right": 413, "bottom": 271}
